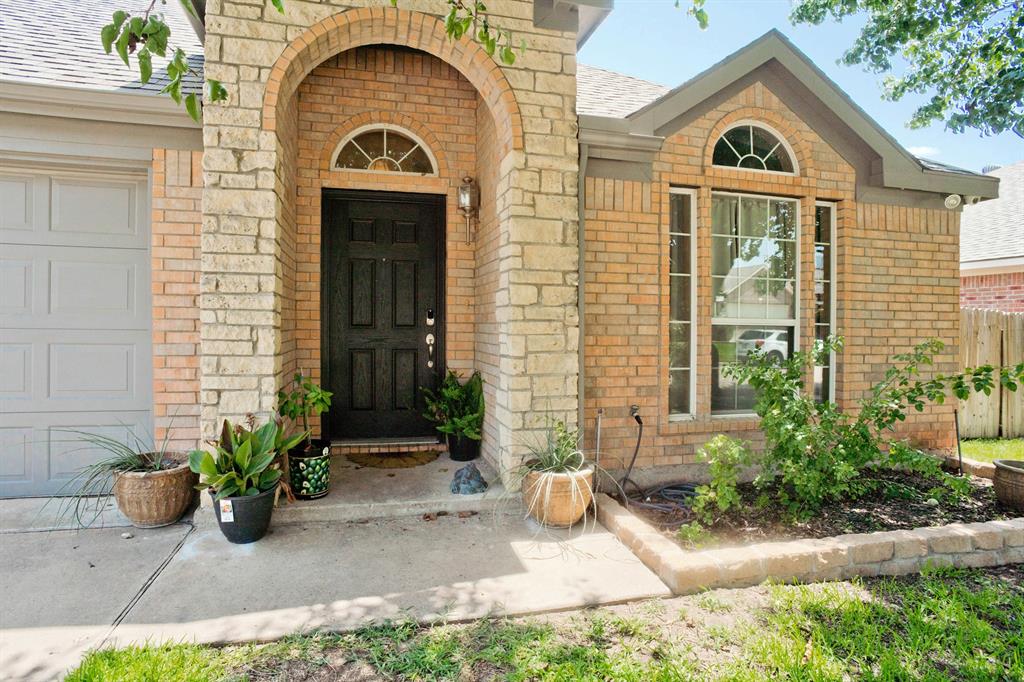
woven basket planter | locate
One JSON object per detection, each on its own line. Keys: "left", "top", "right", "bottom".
{"left": 522, "top": 468, "right": 594, "bottom": 528}
{"left": 993, "top": 459, "right": 1024, "bottom": 512}
{"left": 112, "top": 453, "right": 197, "bottom": 528}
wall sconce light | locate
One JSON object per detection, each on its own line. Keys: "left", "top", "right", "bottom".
{"left": 457, "top": 176, "right": 479, "bottom": 245}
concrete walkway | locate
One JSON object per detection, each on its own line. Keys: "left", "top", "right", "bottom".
{"left": 0, "top": 500, "right": 668, "bottom": 681}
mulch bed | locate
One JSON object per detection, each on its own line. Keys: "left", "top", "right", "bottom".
{"left": 631, "top": 469, "right": 1018, "bottom": 548}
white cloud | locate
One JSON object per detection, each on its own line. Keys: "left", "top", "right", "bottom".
{"left": 907, "top": 145, "right": 940, "bottom": 158}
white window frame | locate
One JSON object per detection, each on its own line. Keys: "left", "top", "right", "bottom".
{"left": 815, "top": 200, "right": 838, "bottom": 403}
{"left": 712, "top": 120, "right": 800, "bottom": 177}
{"left": 710, "top": 190, "right": 802, "bottom": 415}
{"left": 668, "top": 187, "right": 697, "bottom": 420}
{"left": 332, "top": 123, "right": 439, "bottom": 176}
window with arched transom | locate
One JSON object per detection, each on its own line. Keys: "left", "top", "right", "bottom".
{"left": 712, "top": 123, "right": 796, "bottom": 174}
{"left": 334, "top": 126, "right": 436, "bottom": 175}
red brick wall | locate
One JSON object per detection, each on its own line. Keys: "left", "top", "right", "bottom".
{"left": 152, "top": 149, "right": 203, "bottom": 451}
{"left": 961, "top": 272, "right": 1024, "bottom": 312}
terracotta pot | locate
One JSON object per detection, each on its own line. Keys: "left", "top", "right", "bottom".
{"left": 112, "top": 453, "right": 197, "bottom": 528}
{"left": 522, "top": 468, "right": 594, "bottom": 527}
{"left": 993, "top": 459, "right": 1024, "bottom": 511}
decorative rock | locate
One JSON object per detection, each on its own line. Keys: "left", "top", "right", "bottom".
{"left": 121, "top": 532, "right": 134, "bottom": 539}
{"left": 451, "top": 463, "right": 488, "bottom": 495}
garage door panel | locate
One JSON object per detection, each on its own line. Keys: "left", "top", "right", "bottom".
{"left": 0, "top": 330, "right": 151, "bottom": 415}
{"left": 51, "top": 177, "right": 136, "bottom": 237}
{"left": 0, "top": 258, "right": 32, "bottom": 315}
{"left": 1, "top": 244, "right": 149, "bottom": 329}
{"left": 0, "top": 173, "right": 43, "bottom": 232}
{"left": 0, "top": 343, "right": 32, "bottom": 399}
{"left": 0, "top": 427, "right": 33, "bottom": 484}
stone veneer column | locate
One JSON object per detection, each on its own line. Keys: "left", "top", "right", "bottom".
{"left": 201, "top": 1, "right": 580, "bottom": 470}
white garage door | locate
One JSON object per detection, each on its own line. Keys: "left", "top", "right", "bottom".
{"left": 0, "top": 163, "right": 152, "bottom": 497}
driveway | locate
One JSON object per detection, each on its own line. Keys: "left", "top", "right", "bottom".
{"left": 0, "top": 503, "right": 668, "bottom": 681}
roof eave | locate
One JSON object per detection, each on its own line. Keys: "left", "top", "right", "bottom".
{"left": 0, "top": 80, "right": 199, "bottom": 129}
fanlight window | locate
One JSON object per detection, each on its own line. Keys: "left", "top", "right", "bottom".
{"left": 335, "top": 127, "right": 435, "bottom": 174}
{"left": 712, "top": 124, "right": 795, "bottom": 173}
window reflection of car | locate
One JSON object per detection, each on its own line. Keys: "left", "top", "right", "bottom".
{"left": 736, "top": 329, "right": 789, "bottom": 363}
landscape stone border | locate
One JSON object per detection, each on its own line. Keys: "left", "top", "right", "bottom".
{"left": 940, "top": 453, "right": 996, "bottom": 479}
{"left": 596, "top": 493, "right": 1024, "bottom": 595}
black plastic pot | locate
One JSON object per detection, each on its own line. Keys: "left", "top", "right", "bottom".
{"left": 446, "top": 434, "right": 480, "bottom": 462}
{"left": 210, "top": 486, "right": 275, "bottom": 544}
{"left": 289, "top": 440, "right": 331, "bottom": 500}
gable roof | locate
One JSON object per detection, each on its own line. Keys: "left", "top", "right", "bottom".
{"left": 581, "top": 30, "right": 999, "bottom": 200}
{"left": 577, "top": 64, "right": 668, "bottom": 118}
{"left": 960, "top": 161, "right": 1024, "bottom": 268}
{"left": 0, "top": 0, "right": 202, "bottom": 93}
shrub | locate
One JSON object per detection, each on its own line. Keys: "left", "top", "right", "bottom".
{"left": 689, "top": 435, "right": 752, "bottom": 524}
{"left": 422, "top": 370, "right": 484, "bottom": 442}
{"left": 690, "top": 337, "right": 1022, "bottom": 520}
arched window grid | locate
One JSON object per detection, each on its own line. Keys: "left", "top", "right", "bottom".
{"left": 711, "top": 121, "right": 799, "bottom": 176}
{"left": 333, "top": 124, "right": 439, "bottom": 176}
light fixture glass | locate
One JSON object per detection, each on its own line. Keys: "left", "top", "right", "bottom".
{"left": 458, "top": 176, "right": 478, "bottom": 244}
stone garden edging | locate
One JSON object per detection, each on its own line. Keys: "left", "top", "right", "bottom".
{"left": 940, "top": 453, "right": 996, "bottom": 479}
{"left": 596, "top": 493, "right": 1024, "bottom": 595}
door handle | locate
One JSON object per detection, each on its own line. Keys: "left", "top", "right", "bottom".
{"left": 425, "top": 332, "right": 435, "bottom": 368}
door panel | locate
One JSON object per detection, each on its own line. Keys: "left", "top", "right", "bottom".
{"left": 322, "top": 191, "right": 444, "bottom": 439}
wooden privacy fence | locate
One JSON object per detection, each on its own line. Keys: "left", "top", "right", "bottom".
{"left": 959, "top": 308, "right": 1024, "bottom": 438}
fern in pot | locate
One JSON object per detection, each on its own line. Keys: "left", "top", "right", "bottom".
{"left": 422, "top": 371, "right": 484, "bottom": 461}
{"left": 189, "top": 418, "right": 306, "bottom": 543}
{"left": 518, "top": 420, "right": 594, "bottom": 527}
{"left": 53, "top": 428, "right": 196, "bottom": 529}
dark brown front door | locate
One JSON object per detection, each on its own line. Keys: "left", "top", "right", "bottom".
{"left": 321, "top": 190, "right": 444, "bottom": 440}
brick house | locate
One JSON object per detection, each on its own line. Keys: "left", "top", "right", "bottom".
{"left": 959, "top": 161, "right": 1024, "bottom": 313}
{"left": 0, "top": 0, "right": 1000, "bottom": 496}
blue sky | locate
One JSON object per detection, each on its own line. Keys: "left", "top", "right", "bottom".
{"left": 578, "top": 1, "right": 1023, "bottom": 173}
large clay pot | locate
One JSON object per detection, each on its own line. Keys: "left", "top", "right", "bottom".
{"left": 210, "top": 487, "right": 276, "bottom": 544}
{"left": 993, "top": 459, "right": 1024, "bottom": 511}
{"left": 522, "top": 468, "right": 594, "bottom": 527}
{"left": 112, "top": 453, "right": 197, "bottom": 528}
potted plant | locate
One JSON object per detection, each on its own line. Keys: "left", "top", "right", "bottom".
{"left": 518, "top": 420, "right": 594, "bottom": 527}
{"left": 422, "top": 370, "right": 484, "bottom": 461}
{"left": 189, "top": 419, "right": 306, "bottom": 543}
{"left": 277, "top": 372, "right": 333, "bottom": 499}
{"left": 993, "top": 459, "right": 1024, "bottom": 511}
{"left": 54, "top": 428, "right": 196, "bottom": 529}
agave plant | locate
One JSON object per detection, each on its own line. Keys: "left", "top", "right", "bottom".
{"left": 189, "top": 419, "right": 307, "bottom": 500}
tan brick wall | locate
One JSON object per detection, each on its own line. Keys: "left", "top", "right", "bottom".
{"left": 583, "top": 81, "right": 958, "bottom": 470}
{"left": 961, "top": 272, "right": 1024, "bottom": 312}
{"left": 203, "top": 3, "right": 580, "bottom": 477}
{"left": 152, "top": 149, "right": 203, "bottom": 451}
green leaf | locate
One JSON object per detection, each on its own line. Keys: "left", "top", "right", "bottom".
{"left": 206, "top": 79, "right": 229, "bottom": 103}
{"left": 270, "top": 0, "right": 285, "bottom": 14}
{"left": 234, "top": 438, "right": 253, "bottom": 473}
{"left": 111, "top": 10, "right": 129, "bottom": 30}
{"left": 177, "top": 0, "right": 200, "bottom": 20}
{"left": 137, "top": 49, "right": 152, "bottom": 84}
{"left": 184, "top": 93, "right": 201, "bottom": 122}
{"left": 101, "top": 24, "right": 119, "bottom": 54}
{"left": 114, "top": 29, "right": 131, "bottom": 66}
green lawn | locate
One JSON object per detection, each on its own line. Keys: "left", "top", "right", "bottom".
{"left": 960, "top": 437, "right": 1024, "bottom": 463}
{"left": 67, "top": 565, "right": 1024, "bottom": 681}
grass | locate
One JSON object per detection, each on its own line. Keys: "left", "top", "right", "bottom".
{"left": 960, "top": 437, "right": 1024, "bottom": 463}
{"left": 67, "top": 566, "right": 1024, "bottom": 681}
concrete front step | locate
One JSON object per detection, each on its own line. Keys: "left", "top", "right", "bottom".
{"left": 196, "top": 452, "right": 513, "bottom": 527}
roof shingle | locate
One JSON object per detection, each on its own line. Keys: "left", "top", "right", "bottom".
{"left": 576, "top": 63, "right": 668, "bottom": 118}
{"left": 960, "top": 161, "right": 1024, "bottom": 264}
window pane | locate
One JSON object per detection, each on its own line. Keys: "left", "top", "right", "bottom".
{"left": 669, "top": 370, "right": 691, "bottom": 415}
{"left": 402, "top": 146, "right": 434, "bottom": 174}
{"left": 669, "top": 233, "right": 691, "bottom": 274}
{"left": 353, "top": 131, "right": 385, "bottom": 160}
{"left": 815, "top": 204, "right": 832, "bottom": 243}
{"left": 711, "top": 195, "right": 738, "bottom": 235}
{"left": 813, "top": 204, "right": 836, "bottom": 403}
{"left": 765, "top": 279, "right": 795, "bottom": 319}
{"left": 670, "top": 275, "right": 691, "bottom": 321}
{"left": 335, "top": 129, "right": 435, "bottom": 174}
{"left": 712, "top": 236, "right": 737, "bottom": 276}
{"left": 813, "top": 366, "right": 830, "bottom": 403}
{"left": 669, "top": 322, "right": 690, "bottom": 368}
{"left": 768, "top": 200, "right": 796, "bottom": 240}
{"left": 670, "top": 193, "right": 691, "bottom": 234}
{"left": 713, "top": 140, "right": 738, "bottom": 166}
{"left": 336, "top": 142, "right": 370, "bottom": 169}
{"left": 724, "top": 126, "right": 752, "bottom": 156}
{"left": 740, "top": 198, "right": 769, "bottom": 238}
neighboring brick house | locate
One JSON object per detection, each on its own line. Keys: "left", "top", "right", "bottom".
{"left": 0, "top": 0, "right": 1000, "bottom": 496}
{"left": 960, "top": 161, "right": 1024, "bottom": 312}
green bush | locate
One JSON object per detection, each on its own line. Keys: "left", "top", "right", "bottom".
{"left": 690, "top": 337, "right": 1023, "bottom": 520}
{"left": 689, "top": 435, "right": 752, "bottom": 524}
{"left": 189, "top": 419, "right": 306, "bottom": 500}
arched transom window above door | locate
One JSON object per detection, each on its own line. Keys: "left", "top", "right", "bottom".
{"left": 333, "top": 125, "right": 437, "bottom": 175}
{"left": 712, "top": 123, "right": 797, "bottom": 174}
